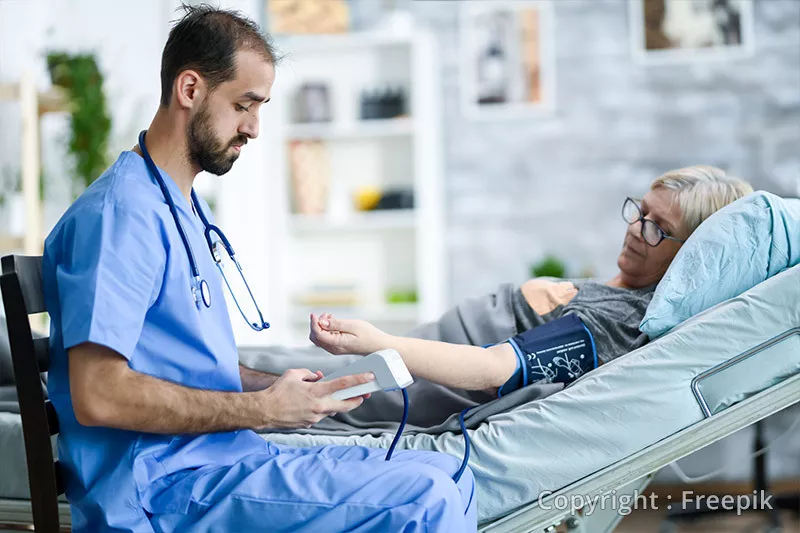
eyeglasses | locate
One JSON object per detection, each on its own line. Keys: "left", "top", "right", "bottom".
{"left": 621, "top": 197, "right": 685, "bottom": 247}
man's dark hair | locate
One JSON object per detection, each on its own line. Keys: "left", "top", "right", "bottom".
{"left": 160, "top": 3, "right": 279, "bottom": 107}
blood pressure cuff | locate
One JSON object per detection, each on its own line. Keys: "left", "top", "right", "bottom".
{"left": 497, "top": 313, "right": 598, "bottom": 397}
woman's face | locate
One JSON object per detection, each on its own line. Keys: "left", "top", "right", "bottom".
{"left": 616, "top": 188, "right": 685, "bottom": 288}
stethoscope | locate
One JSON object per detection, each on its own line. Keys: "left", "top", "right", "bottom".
{"left": 138, "top": 130, "right": 269, "bottom": 331}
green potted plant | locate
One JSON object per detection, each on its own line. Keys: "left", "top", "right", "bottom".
{"left": 530, "top": 254, "right": 568, "bottom": 279}
{"left": 46, "top": 51, "right": 112, "bottom": 196}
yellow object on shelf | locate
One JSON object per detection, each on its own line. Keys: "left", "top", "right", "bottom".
{"left": 353, "top": 186, "right": 382, "bottom": 211}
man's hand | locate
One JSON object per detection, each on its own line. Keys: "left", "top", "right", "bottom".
{"left": 309, "top": 312, "right": 389, "bottom": 356}
{"left": 256, "top": 368, "right": 375, "bottom": 429}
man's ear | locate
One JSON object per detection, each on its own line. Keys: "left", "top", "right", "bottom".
{"left": 173, "top": 69, "right": 205, "bottom": 110}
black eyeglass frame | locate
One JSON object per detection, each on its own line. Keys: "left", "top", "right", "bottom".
{"left": 622, "top": 197, "right": 685, "bottom": 247}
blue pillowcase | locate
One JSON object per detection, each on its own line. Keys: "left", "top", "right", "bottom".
{"left": 640, "top": 191, "right": 800, "bottom": 338}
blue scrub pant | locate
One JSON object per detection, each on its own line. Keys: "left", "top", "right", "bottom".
{"left": 144, "top": 442, "right": 477, "bottom": 532}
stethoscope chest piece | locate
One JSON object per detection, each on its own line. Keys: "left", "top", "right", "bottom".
{"left": 193, "top": 277, "right": 212, "bottom": 308}
{"left": 199, "top": 279, "right": 211, "bottom": 308}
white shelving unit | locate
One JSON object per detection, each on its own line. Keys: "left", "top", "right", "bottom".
{"left": 0, "top": 74, "right": 68, "bottom": 255}
{"left": 235, "top": 26, "right": 445, "bottom": 347}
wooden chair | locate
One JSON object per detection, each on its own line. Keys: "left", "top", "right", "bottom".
{"left": 1, "top": 255, "right": 65, "bottom": 532}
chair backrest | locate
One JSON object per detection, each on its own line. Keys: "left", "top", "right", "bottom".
{"left": 1, "top": 254, "right": 62, "bottom": 532}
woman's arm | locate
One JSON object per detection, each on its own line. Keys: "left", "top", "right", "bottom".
{"left": 383, "top": 336, "right": 517, "bottom": 390}
{"left": 310, "top": 313, "right": 517, "bottom": 391}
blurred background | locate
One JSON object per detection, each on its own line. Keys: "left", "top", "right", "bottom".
{"left": 0, "top": 0, "right": 798, "bottom": 528}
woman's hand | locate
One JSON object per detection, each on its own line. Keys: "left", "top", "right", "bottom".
{"left": 309, "top": 312, "right": 390, "bottom": 356}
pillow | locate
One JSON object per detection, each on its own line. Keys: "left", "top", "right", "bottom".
{"left": 640, "top": 191, "right": 800, "bottom": 338}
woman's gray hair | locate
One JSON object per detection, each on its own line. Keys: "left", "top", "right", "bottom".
{"left": 651, "top": 165, "right": 754, "bottom": 237}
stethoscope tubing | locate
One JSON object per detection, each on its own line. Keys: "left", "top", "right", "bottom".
{"left": 138, "top": 130, "right": 217, "bottom": 309}
{"left": 137, "top": 130, "right": 268, "bottom": 330}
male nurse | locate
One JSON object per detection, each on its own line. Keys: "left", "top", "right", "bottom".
{"left": 42, "top": 5, "right": 476, "bottom": 532}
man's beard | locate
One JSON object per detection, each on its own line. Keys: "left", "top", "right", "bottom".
{"left": 187, "top": 104, "right": 246, "bottom": 176}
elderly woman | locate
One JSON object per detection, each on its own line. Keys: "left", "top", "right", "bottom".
{"left": 307, "top": 166, "right": 753, "bottom": 422}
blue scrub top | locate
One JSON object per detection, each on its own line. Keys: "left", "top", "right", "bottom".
{"left": 42, "top": 151, "right": 268, "bottom": 530}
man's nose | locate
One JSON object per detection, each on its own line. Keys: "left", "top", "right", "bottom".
{"left": 240, "top": 115, "right": 259, "bottom": 139}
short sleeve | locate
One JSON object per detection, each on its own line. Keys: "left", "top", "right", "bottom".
{"left": 55, "top": 203, "right": 165, "bottom": 360}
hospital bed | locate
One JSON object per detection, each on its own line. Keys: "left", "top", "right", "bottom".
{"left": 1, "top": 264, "right": 798, "bottom": 531}
{"left": 258, "top": 263, "right": 800, "bottom": 531}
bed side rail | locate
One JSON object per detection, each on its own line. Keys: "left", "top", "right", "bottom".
{"left": 692, "top": 328, "right": 800, "bottom": 418}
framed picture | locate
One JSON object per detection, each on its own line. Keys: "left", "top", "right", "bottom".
{"left": 460, "top": 0, "right": 556, "bottom": 121}
{"left": 630, "top": 0, "right": 755, "bottom": 64}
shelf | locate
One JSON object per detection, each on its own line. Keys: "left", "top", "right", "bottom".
{"left": 290, "top": 209, "right": 416, "bottom": 233}
{"left": 37, "top": 87, "right": 69, "bottom": 115}
{"left": 0, "top": 234, "right": 24, "bottom": 251}
{"left": 286, "top": 118, "right": 414, "bottom": 141}
{"left": 0, "top": 83, "right": 16, "bottom": 101}
{"left": 0, "top": 83, "right": 68, "bottom": 115}
{"left": 291, "top": 303, "right": 418, "bottom": 324}
{"left": 275, "top": 30, "right": 413, "bottom": 53}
